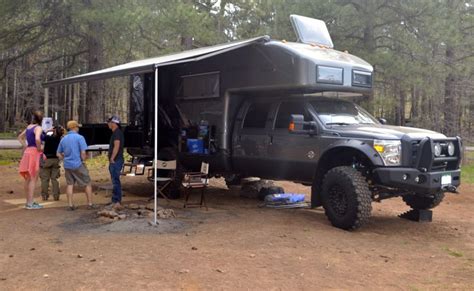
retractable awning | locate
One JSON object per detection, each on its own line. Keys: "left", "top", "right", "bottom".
{"left": 43, "top": 36, "right": 268, "bottom": 87}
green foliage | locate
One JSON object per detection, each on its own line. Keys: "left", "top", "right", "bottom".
{"left": 443, "top": 247, "right": 464, "bottom": 258}
{"left": 0, "top": 0, "right": 472, "bottom": 138}
{"left": 0, "top": 132, "right": 16, "bottom": 139}
{"left": 462, "top": 164, "right": 474, "bottom": 184}
{"left": 461, "top": 150, "right": 474, "bottom": 183}
{"left": 0, "top": 149, "right": 21, "bottom": 166}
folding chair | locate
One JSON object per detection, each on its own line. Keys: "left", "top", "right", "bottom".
{"left": 182, "top": 162, "right": 209, "bottom": 210}
{"left": 147, "top": 160, "right": 177, "bottom": 202}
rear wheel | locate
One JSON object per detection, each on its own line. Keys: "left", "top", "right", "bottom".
{"left": 402, "top": 192, "right": 444, "bottom": 210}
{"left": 321, "top": 166, "right": 372, "bottom": 230}
{"left": 224, "top": 174, "right": 242, "bottom": 187}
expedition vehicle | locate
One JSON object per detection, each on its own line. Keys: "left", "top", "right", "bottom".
{"left": 44, "top": 15, "right": 462, "bottom": 229}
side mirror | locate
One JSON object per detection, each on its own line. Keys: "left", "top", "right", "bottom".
{"left": 289, "top": 114, "right": 317, "bottom": 135}
{"left": 378, "top": 118, "right": 387, "bottom": 125}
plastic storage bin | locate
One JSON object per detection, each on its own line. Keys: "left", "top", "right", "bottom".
{"left": 187, "top": 139, "right": 204, "bottom": 154}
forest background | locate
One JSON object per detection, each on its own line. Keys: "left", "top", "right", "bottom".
{"left": 0, "top": 0, "right": 472, "bottom": 143}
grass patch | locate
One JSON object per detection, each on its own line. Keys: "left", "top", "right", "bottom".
{"left": 461, "top": 164, "right": 474, "bottom": 184}
{"left": 85, "top": 152, "right": 132, "bottom": 170}
{"left": 0, "top": 132, "right": 16, "bottom": 139}
{"left": 443, "top": 247, "right": 463, "bottom": 258}
{"left": 461, "top": 150, "right": 474, "bottom": 184}
{"left": 0, "top": 149, "right": 22, "bottom": 166}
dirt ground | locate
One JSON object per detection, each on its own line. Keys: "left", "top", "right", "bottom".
{"left": 0, "top": 164, "right": 473, "bottom": 290}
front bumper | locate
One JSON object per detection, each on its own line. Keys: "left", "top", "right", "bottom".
{"left": 373, "top": 167, "right": 461, "bottom": 193}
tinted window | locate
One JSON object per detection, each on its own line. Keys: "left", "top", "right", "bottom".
{"left": 178, "top": 72, "right": 220, "bottom": 100}
{"left": 243, "top": 103, "right": 270, "bottom": 129}
{"left": 275, "top": 102, "right": 310, "bottom": 129}
{"left": 310, "top": 100, "right": 377, "bottom": 125}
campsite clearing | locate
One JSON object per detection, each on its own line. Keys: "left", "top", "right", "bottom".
{"left": 0, "top": 164, "right": 473, "bottom": 290}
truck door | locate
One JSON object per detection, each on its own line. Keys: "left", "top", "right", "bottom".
{"left": 266, "top": 101, "right": 317, "bottom": 182}
{"left": 232, "top": 101, "right": 274, "bottom": 177}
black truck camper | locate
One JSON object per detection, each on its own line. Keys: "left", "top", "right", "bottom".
{"left": 44, "top": 15, "right": 461, "bottom": 230}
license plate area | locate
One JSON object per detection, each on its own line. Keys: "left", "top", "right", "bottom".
{"left": 441, "top": 174, "right": 452, "bottom": 185}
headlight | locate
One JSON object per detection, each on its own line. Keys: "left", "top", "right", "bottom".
{"left": 447, "top": 142, "right": 455, "bottom": 156}
{"left": 373, "top": 139, "right": 401, "bottom": 166}
{"left": 433, "top": 143, "right": 442, "bottom": 157}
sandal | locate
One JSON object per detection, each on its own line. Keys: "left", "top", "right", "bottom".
{"left": 67, "top": 205, "right": 77, "bottom": 211}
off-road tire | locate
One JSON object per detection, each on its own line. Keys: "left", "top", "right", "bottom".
{"left": 402, "top": 192, "right": 444, "bottom": 210}
{"left": 224, "top": 174, "right": 242, "bottom": 187}
{"left": 320, "top": 166, "right": 372, "bottom": 230}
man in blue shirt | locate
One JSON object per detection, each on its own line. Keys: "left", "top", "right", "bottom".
{"left": 57, "top": 120, "right": 95, "bottom": 210}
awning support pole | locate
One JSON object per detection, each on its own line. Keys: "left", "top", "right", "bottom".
{"left": 153, "top": 66, "right": 159, "bottom": 226}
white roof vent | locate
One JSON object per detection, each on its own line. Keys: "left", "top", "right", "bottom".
{"left": 290, "top": 14, "right": 334, "bottom": 48}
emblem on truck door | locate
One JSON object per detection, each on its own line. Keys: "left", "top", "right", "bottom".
{"left": 307, "top": 150, "right": 315, "bottom": 159}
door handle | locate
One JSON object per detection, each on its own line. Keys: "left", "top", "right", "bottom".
{"left": 269, "top": 135, "right": 273, "bottom": 145}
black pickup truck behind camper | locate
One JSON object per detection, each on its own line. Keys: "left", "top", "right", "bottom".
{"left": 45, "top": 15, "right": 462, "bottom": 230}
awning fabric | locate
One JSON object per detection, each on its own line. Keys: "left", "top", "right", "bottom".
{"left": 43, "top": 36, "right": 267, "bottom": 87}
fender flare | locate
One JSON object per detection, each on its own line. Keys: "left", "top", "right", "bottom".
{"left": 317, "top": 139, "right": 385, "bottom": 168}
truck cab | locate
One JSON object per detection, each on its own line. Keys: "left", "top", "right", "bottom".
{"left": 230, "top": 94, "right": 461, "bottom": 229}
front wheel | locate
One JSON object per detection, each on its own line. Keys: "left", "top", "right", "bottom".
{"left": 321, "top": 166, "right": 372, "bottom": 230}
{"left": 402, "top": 192, "right": 444, "bottom": 210}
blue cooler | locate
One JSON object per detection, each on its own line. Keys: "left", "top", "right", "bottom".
{"left": 187, "top": 139, "right": 204, "bottom": 154}
{"left": 264, "top": 193, "right": 305, "bottom": 204}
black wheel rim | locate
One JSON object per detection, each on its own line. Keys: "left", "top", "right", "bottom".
{"left": 328, "top": 184, "right": 348, "bottom": 217}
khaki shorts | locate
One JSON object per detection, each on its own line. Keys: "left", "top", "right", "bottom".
{"left": 65, "top": 164, "right": 91, "bottom": 187}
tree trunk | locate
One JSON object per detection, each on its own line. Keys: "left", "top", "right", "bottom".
{"left": 84, "top": 0, "right": 105, "bottom": 123}
{"left": 444, "top": 45, "right": 458, "bottom": 136}
{"left": 3, "top": 77, "right": 7, "bottom": 130}
{"left": 411, "top": 85, "right": 418, "bottom": 123}
{"left": 13, "top": 68, "right": 18, "bottom": 123}
{"left": 73, "top": 83, "right": 80, "bottom": 121}
{"left": 399, "top": 87, "right": 406, "bottom": 126}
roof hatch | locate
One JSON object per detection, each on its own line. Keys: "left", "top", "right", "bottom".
{"left": 290, "top": 14, "right": 333, "bottom": 48}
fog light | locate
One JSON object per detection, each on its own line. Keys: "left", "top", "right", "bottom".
{"left": 402, "top": 174, "right": 408, "bottom": 181}
{"left": 415, "top": 175, "right": 426, "bottom": 184}
{"left": 447, "top": 142, "right": 455, "bottom": 156}
{"left": 433, "top": 143, "right": 442, "bottom": 157}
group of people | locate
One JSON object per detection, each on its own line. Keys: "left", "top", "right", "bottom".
{"left": 18, "top": 111, "right": 125, "bottom": 211}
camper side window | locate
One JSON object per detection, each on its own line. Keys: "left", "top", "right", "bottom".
{"left": 243, "top": 103, "right": 270, "bottom": 129}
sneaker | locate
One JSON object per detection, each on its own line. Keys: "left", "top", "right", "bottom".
{"left": 67, "top": 205, "right": 77, "bottom": 211}
{"left": 25, "top": 203, "right": 43, "bottom": 210}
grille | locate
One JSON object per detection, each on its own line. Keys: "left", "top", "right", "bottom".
{"left": 410, "top": 138, "right": 460, "bottom": 172}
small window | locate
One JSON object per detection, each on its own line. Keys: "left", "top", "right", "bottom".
{"left": 275, "top": 102, "right": 309, "bottom": 129}
{"left": 177, "top": 71, "right": 220, "bottom": 100}
{"left": 243, "top": 103, "right": 270, "bottom": 129}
